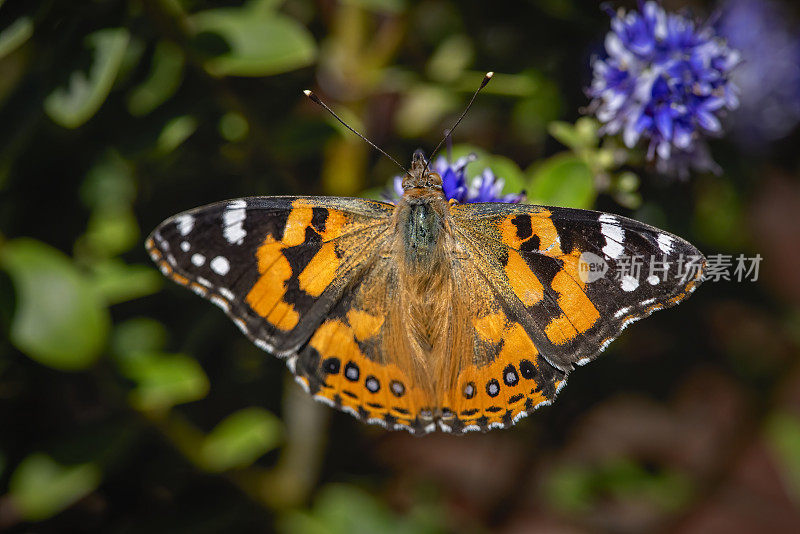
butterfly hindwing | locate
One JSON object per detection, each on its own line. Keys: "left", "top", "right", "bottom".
{"left": 146, "top": 196, "right": 394, "bottom": 357}
{"left": 291, "top": 255, "right": 442, "bottom": 434}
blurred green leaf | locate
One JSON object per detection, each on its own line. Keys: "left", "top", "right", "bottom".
{"left": 8, "top": 453, "right": 101, "bottom": 521}
{"left": 201, "top": 407, "right": 283, "bottom": 472}
{"left": 111, "top": 317, "right": 168, "bottom": 358}
{"left": 602, "top": 459, "right": 692, "bottom": 512}
{"left": 766, "top": 411, "right": 800, "bottom": 503}
{"left": 545, "top": 465, "right": 594, "bottom": 513}
{"left": 527, "top": 153, "right": 596, "bottom": 208}
{"left": 280, "top": 483, "right": 444, "bottom": 534}
{"left": 341, "top": 0, "right": 406, "bottom": 13}
{"left": 90, "top": 259, "right": 162, "bottom": 305}
{"left": 549, "top": 118, "right": 599, "bottom": 150}
{"left": 44, "top": 28, "right": 130, "bottom": 128}
{"left": 693, "top": 175, "right": 748, "bottom": 251}
{"left": 0, "top": 239, "right": 110, "bottom": 370}
{"left": 127, "top": 40, "right": 185, "bottom": 116}
{"left": 82, "top": 206, "right": 140, "bottom": 258}
{"left": 396, "top": 84, "right": 457, "bottom": 138}
{"left": 157, "top": 115, "right": 198, "bottom": 154}
{"left": 426, "top": 34, "right": 473, "bottom": 83}
{"left": 0, "top": 17, "right": 33, "bottom": 59}
{"left": 117, "top": 351, "right": 209, "bottom": 411}
{"left": 190, "top": 0, "right": 316, "bottom": 77}
{"left": 80, "top": 151, "right": 136, "bottom": 210}
{"left": 219, "top": 111, "right": 250, "bottom": 142}
{"left": 546, "top": 458, "right": 693, "bottom": 514}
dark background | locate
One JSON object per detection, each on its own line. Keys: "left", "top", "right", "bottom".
{"left": 1, "top": 0, "right": 799, "bottom": 532}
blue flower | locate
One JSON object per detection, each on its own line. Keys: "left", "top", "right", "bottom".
{"left": 589, "top": 1, "right": 740, "bottom": 175}
{"left": 717, "top": 0, "right": 800, "bottom": 146}
{"left": 387, "top": 154, "right": 525, "bottom": 204}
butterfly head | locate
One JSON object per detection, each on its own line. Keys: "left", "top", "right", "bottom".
{"left": 402, "top": 149, "right": 443, "bottom": 193}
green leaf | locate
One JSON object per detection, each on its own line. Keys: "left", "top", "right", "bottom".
{"left": 117, "top": 351, "right": 209, "bottom": 411}
{"left": 426, "top": 34, "right": 473, "bottom": 83}
{"left": 340, "top": 0, "right": 406, "bottom": 13}
{"left": 527, "top": 153, "right": 596, "bottom": 208}
{"left": 395, "top": 84, "right": 457, "bottom": 138}
{"left": 80, "top": 151, "right": 136, "bottom": 210}
{"left": 44, "top": 28, "right": 130, "bottom": 128}
{"left": 201, "top": 407, "right": 283, "bottom": 472}
{"left": 8, "top": 453, "right": 101, "bottom": 521}
{"left": 280, "top": 485, "right": 401, "bottom": 534}
{"left": 0, "top": 239, "right": 110, "bottom": 370}
{"left": 90, "top": 259, "right": 162, "bottom": 305}
{"left": 0, "top": 17, "right": 33, "bottom": 60}
{"left": 190, "top": 1, "right": 316, "bottom": 77}
{"left": 127, "top": 40, "right": 185, "bottom": 116}
{"left": 693, "top": 175, "right": 747, "bottom": 251}
{"left": 82, "top": 206, "right": 140, "bottom": 258}
{"left": 111, "top": 317, "right": 168, "bottom": 358}
{"left": 766, "top": 411, "right": 800, "bottom": 503}
{"left": 219, "top": 111, "right": 250, "bottom": 142}
{"left": 545, "top": 464, "right": 595, "bottom": 513}
{"left": 548, "top": 117, "right": 599, "bottom": 150}
{"left": 157, "top": 115, "right": 198, "bottom": 154}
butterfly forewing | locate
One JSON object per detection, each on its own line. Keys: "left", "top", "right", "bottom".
{"left": 146, "top": 196, "right": 394, "bottom": 357}
{"left": 450, "top": 203, "right": 705, "bottom": 371}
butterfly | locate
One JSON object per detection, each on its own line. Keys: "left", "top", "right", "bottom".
{"left": 146, "top": 147, "right": 706, "bottom": 435}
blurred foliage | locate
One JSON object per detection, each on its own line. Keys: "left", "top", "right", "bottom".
{"left": 8, "top": 453, "right": 102, "bottom": 522}
{"left": 280, "top": 484, "right": 446, "bottom": 534}
{"left": 0, "top": 238, "right": 110, "bottom": 370}
{"left": 0, "top": 0, "right": 799, "bottom": 532}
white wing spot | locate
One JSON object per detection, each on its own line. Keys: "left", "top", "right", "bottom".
{"left": 210, "top": 296, "right": 230, "bottom": 312}
{"left": 176, "top": 214, "right": 195, "bottom": 236}
{"left": 210, "top": 256, "right": 230, "bottom": 276}
{"left": 647, "top": 274, "right": 660, "bottom": 285}
{"left": 600, "top": 217, "right": 625, "bottom": 259}
{"left": 191, "top": 253, "right": 205, "bottom": 266}
{"left": 223, "top": 200, "right": 247, "bottom": 245}
{"left": 602, "top": 238, "right": 625, "bottom": 259}
{"left": 621, "top": 274, "right": 639, "bottom": 292}
{"left": 180, "top": 241, "right": 190, "bottom": 252}
{"left": 219, "top": 287, "right": 235, "bottom": 300}
{"left": 657, "top": 233, "right": 674, "bottom": 254}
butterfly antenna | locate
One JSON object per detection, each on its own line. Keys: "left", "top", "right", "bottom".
{"left": 423, "top": 71, "right": 494, "bottom": 174}
{"left": 303, "top": 90, "right": 412, "bottom": 178}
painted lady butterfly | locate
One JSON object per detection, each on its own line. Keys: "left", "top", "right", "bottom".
{"left": 147, "top": 75, "right": 705, "bottom": 434}
{"left": 146, "top": 148, "right": 704, "bottom": 434}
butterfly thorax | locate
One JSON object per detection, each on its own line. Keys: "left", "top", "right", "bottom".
{"left": 384, "top": 155, "right": 472, "bottom": 403}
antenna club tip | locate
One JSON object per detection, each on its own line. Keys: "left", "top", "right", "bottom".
{"left": 486, "top": 71, "right": 494, "bottom": 78}
{"left": 303, "top": 89, "right": 322, "bottom": 104}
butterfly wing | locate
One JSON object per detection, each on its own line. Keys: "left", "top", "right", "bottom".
{"left": 439, "top": 202, "right": 705, "bottom": 432}
{"left": 146, "top": 196, "right": 395, "bottom": 358}
{"left": 289, "top": 255, "right": 442, "bottom": 434}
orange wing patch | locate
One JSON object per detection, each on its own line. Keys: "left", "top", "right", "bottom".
{"left": 443, "top": 317, "right": 565, "bottom": 431}
{"left": 298, "top": 317, "right": 435, "bottom": 432}
{"left": 245, "top": 199, "right": 384, "bottom": 332}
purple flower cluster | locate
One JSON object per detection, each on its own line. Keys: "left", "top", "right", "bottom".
{"left": 589, "top": 1, "right": 740, "bottom": 174}
{"left": 389, "top": 155, "right": 525, "bottom": 204}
